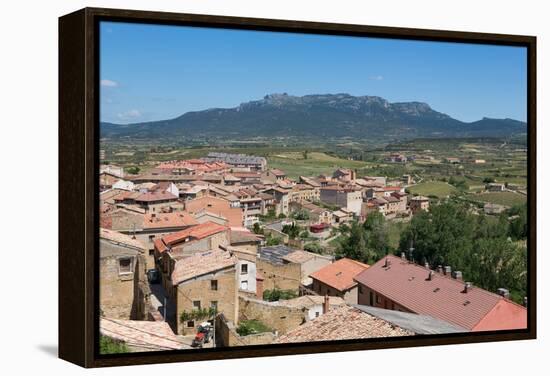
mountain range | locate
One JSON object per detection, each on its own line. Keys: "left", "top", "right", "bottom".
{"left": 100, "top": 93, "right": 526, "bottom": 141}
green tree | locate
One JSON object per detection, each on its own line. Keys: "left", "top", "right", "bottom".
{"left": 282, "top": 223, "right": 301, "bottom": 239}
{"left": 126, "top": 166, "right": 140, "bottom": 175}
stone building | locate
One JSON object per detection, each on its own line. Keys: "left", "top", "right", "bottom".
{"left": 171, "top": 249, "right": 238, "bottom": 335}
{"left": 99, "top": 228, "right": 149, "bottom": 320}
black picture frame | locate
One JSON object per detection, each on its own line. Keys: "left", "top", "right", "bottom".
{"left": 59, "top": 7, "right": 537, "bottom": 368}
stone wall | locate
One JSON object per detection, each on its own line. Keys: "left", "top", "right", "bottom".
{"left": 238, "top": 296, "right": 306, "bottom": 335}
{"left": 176, "top": 267, "right": 238, "bottom": 335}
{"left": 256, "top": 259, "right": 301, "bottom": 292}
{"left": 215, "top": 313, "right": 276, "bottom": 347}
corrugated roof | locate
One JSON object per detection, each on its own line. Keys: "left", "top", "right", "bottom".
{"left": 259, "top": 245, "right": 295, "bottom": 265}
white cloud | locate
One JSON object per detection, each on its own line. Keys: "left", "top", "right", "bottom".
{"left": 369, "top": 75, "right": 384, "bottom": 81}
{"left": 117, "top": 109, "right": 142, "bottom": 121}
{"left": 100, "top": 79, "right": 118, "bottom": 87}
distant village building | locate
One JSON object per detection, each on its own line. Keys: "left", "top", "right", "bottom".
{"left": 486, "top": 183, "right": 506, "bottom": 192}
{"left": 203, "top": 152, "right": 267, "bottom": 171}
{"left": 256, "top": 245, "right": 302, "bottom": 294}
{"left": 100, "top": 164, "right": 124, "bottom": 178}
{"left": 409, "top": 196, "right": 430, "bottom": 214}
{"left": 484, "top": 203, "right": 506, "bottom": 215}
{"left": 385, "top": 153, "right": 407, "bottom": 163}
{"left": 444, "top": 157, "right": 461, "bottom": 164}
{"left": 320, "top": 186, "right": 362, "bottom": 215}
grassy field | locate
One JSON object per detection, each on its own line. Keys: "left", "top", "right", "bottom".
{"left": 268, "top": 152, "right": 370, "bottom": 179}
{"left": 470, "top": 191, "right": 527, "bottom": 207}
{"left": 408, "top": 181, "right": 457, "bottom": 198}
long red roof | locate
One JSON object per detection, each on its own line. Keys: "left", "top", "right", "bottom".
{"left": 353, "top": 255, "right": 527, "bottom": 331}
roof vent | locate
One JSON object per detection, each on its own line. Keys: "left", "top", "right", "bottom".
{"left": 384, "top": 258, "right": 390, "bottom": 267}
{"left": 452, "top": 271, "right": 463, "bottom": 280}
{"left": 523, "top": 297, "right": 528, "bottom": 307}
{"left": 401, "top": 252, "right": 406, "bottom": 260}
{"left": 463, "top": 300, "right": 471, "bottom": 306}
{"left": 433, "top": 287, "right": 440, "bottom": 292}
{"left": 497, "top": 288, "right": 510, "bottom": 299}
{"left": 462, "top": 282, "right": 472, "bottom": 293}
{"left": 426, "top": 270, "right": 434, "bottom": 281}
{"left": 444, "top": 266, "right": 452, "bottom": 275}
{"left": 436, "top": 265, "right": 443, "bottom": 274}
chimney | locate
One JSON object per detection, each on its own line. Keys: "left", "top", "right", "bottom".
{"left": 452, "top": 271, "right": 463, "bottom": 280}
{"left": 444, "top": 266, "right": 452, "bottom": 276}
{"left": 384, "top": 258, "right": 390, "bottom": 267}
{"left": 424, "top": 262, "right": 430, "bottom": 269}
{"left": 323, "top": 295, "right": 330, "bottom": 314}
{"left": 427, "top": 270, "right": 434, "bottom": 281}
{"left": 523, "top": 297, "right": 528, "bottom": 307}
{"left": 497, "top": 288, "right": 510, "bottom": 299}
{"left": 255, "top": 275, "right": 265, "bottom": 300}
{"left": 401, "top": 252, "right": 406, "bottom": 260}
{"left": 462, "top": 282, "right": 472, "bottom": 293}
{"left": 436, "top": 265, "right": 443, "bottom": 274}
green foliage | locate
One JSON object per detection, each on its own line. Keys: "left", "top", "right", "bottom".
{"left": 399, "top": 201, "right": 527, "bottom": 302}
{"left": 282, "top": 223, "right": 301, "bottom": 239}
{"left": 508, "top": 204, "right": 527, "bottom": 240}
{"left": 180, "top": 307, "right": 217, "bottom": 323}
{"left": 262, "top": 288, "right": 298, "bottom": 302}
{"left": 335, "top": 213, "right": 390, "bottom": 264}
{"left": 125, "top": 166, "right": 141, "bottom": 175}
{"left": 448, "top": 176, "right": 469, "bottom": 190}
{"left": 299, "top": 230, "right": 310, "bottom": 239}
{"left": 304, "top": 241, "right": 324, "bottom": 254}
{"left": 253, "top": 222, "right": 264, "bottom": 235}
{"left": 265, "top": 233, "right": 282, "bottom": 246}
{"left": 100, "top": 336, "right": 129, "bottom": 354}
{"left": 236, "top": 320, "right": 272, "bottom": 336}
{"left": 483, "top": 177, "right": 495, "bottom": 183}
{"left": 292, "top": 209, "right": 310, "bottom": 220}
{"left": 278, "top": 213, "right": 287, "bottom": 219}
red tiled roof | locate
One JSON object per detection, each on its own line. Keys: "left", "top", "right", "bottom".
{"left": 353, "top": 255, "right": 527, "bottom": 331}
{"left": 161, "top": 221, "right": 228, "bottom": 248}
{"left": 310, "top": 258, "right": 370, "bottom": 292}
{"left": 135, "top": 191, "right": 178, "bottom": 202}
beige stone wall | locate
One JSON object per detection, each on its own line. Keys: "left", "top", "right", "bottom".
{"left": 238, "top": 297, "right": 306, "bottom": 335}
{"left": 256, "top": 259, "right": 301, "bottom": 292}
{"left": 311, "top": 278, "right": 357, "bottom": 304}
{"left": 300, "top": 255, "right": 333, "bottom": 282}
{"left": 175, "top": 267, "right": 238, "bottom": 335}
{"left": 99, "top": 239, "right": 147, "bottom": 320}
{"left": 215, "top": 313, "right": 276, "bottom": 347}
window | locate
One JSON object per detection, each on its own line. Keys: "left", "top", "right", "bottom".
{"left": 241, "top": 264, "right": 248, "bottom": 274}
{"left": 119, "top": 258, "right": 132, "bottom": 274}
{"left": 149, "top": 235, "right": 155, "bottom": 240}
{"left": 376, "top": 294, "right": 382, "bottom": 304}
{"left": 193, "top": 301, "right": 201, "bottom": 310}
{"left": 210, "top": 280, "right": 218, "bottom": 291}
{"left": 358, "top": 285, "right": 363, "bottom": 294}
{"left": 210, "top": 301, "right": 218, "bottom": 311}
{"left": 241, "top": 280, "right": 248, "bottom": 290}
{"left": 369, "top": 291, "right": 374, "bottom": 306}
{"left": 315, "top": 312, "right": 320, "bottom": 318}
{"left": 187, "top": 320, "right": 194, "bottom": 328}
{"left": 149, "top": 249, "right": 154, "bottom": 256}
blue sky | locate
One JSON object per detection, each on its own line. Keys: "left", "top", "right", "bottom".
{"left": 100, "top": 21, "right": 527, "bottom": 124}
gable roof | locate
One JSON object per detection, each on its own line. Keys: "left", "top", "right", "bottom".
{"left": 135, "top": 191, "right": 178, "bottom": 203}
{"left": 274, "top": 305, "right": 412, "bottom": 343}
{"left": 310, "top": 258, "right": 369, "bottom": 292}
{"left": 282, "top": 250, "right": 315, "bottom": 264}
{"left": 353, "top": 255, "right": 527, "bottom": 331}
{"left": 279, "top": 295, "right": 346, "bottom": 309}
{"left": 160, "top": 221, "right": 227, "bottom": 248}
{"left": 143, "top": 212, "right": 198, "bottom": 229}
{"left": 171, "top": 249, "right": 237, "bottom": 285}
{"left": 99, "top": 228, "right": 145, "bottom": 251}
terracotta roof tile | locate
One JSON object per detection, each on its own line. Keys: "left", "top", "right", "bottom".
{"left": 310, "top": 258, "right": 369, "bottom": 292}
{"left": 171, "top": 249, "right": 237, "bottom": 285}
{"left": 143, "top": 212, "right": 198, "bottom": 229}
{"left": 275, "top": 305, "right": 412, "bottom": 343}
{"left": 160, "top": 221, "right": 228, "bottom": 248}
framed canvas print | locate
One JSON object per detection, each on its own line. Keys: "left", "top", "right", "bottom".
{"left": 59, "top": 7, "right": 536, "bottom": 368}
